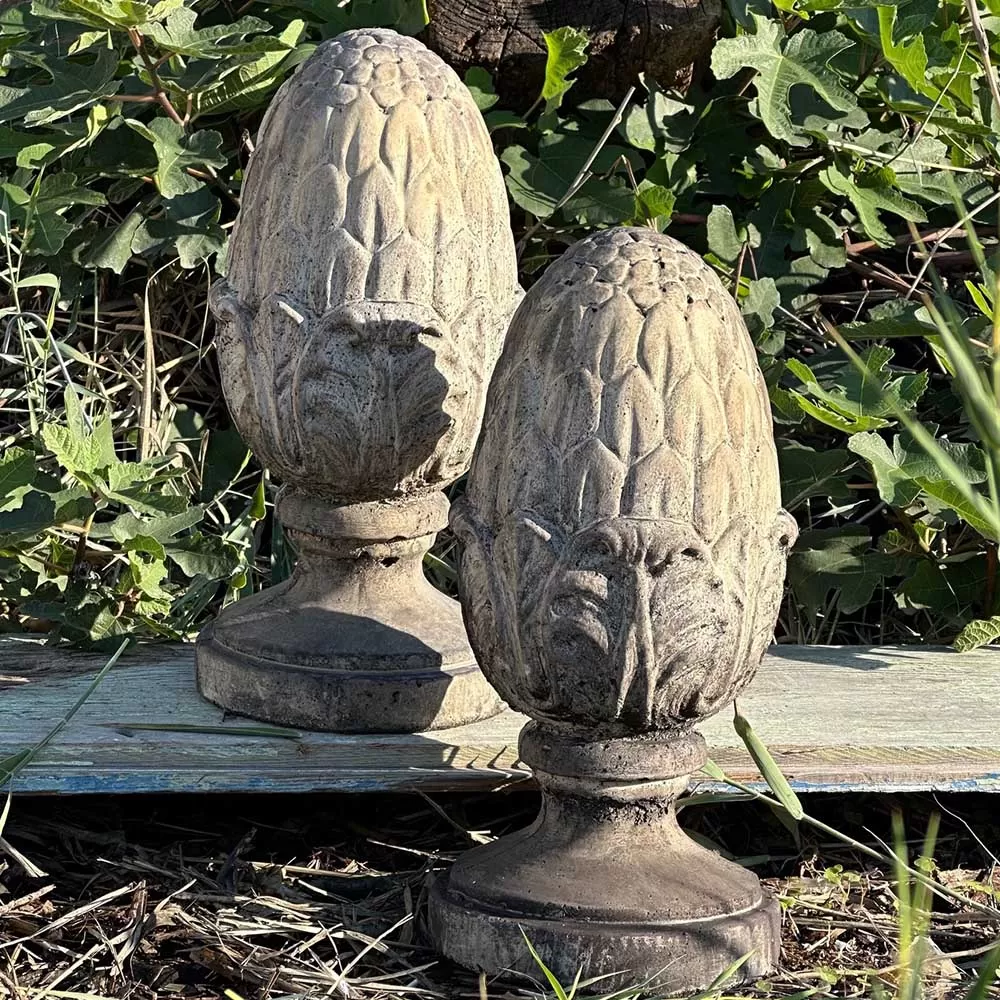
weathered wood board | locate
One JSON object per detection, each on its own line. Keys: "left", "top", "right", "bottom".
{"left": 1, "top": 639, "right": 997, "bottom": 794}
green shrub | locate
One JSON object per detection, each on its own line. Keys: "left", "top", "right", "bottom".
{"left": 1, "top": 0, "right": 998, "bottom": 647}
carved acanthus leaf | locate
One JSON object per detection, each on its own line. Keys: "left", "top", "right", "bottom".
{"left": 455, "top": 228, "right": 796, "bottom": 733}
{"left": 212, "top": 28, "right": 521, "bottom": 501}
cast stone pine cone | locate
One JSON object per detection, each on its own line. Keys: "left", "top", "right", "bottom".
{"left": 430, "top": 227, "right": 798, "bottom": 990}
{"left": 453, "top": 227, "right": 797, "bottom": 734}
{"left": 212, "top": 28, "right": 521, "bottom": 499}
{"left": 196, "top": 28, "right": 521, "bottom": 733}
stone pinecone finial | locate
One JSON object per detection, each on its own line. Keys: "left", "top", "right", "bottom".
{"left": 453, "top": 228, "right": 797, "bottom": 734}
{"left": 212, "top": 28, "right": 521, "bottom": 500}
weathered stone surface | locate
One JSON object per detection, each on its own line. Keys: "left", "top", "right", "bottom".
{"left": 428, "top": 228, "right": 796, "bottom": 989}
{"left": 196, "top": 28, "right": 520, "bottom": 732}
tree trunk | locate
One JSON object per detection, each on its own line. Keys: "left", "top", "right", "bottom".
{"left": 424, "top": 0, "right": 722, "bottom": 108}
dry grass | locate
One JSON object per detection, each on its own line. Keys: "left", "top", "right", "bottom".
{"left": 1, "top": 793, "right": 999, "bottom": 1000}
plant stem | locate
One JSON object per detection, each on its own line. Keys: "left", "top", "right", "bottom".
{"left": 127, "top": 28, "right": 185, "bottom": 127}
{"left": 516, "top": 86, "right": 636, "bottom": 255}
{"left": 702, "top": 765, "right": 1000, "bottom": 921}
{"left": 966, "top": 0, "right": 1000, "bottom": 123}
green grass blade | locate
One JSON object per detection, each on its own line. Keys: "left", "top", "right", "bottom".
{"left": 1, "top": 638, "right": 129, "bottom": 787}
{"left": 733, "top": 705, "right": 804, "bottom": 820}
{"left": 963, "top": 942, "right": 1000, "bottom": 1000}
{"left": 99, "top": 722, "right": 302, "bottom": 739}
{"left": 892, "top": 812, "right": 913, "bottom": 965}
{"left": 521, "top": 929, "right": 570, "bottom": 1000}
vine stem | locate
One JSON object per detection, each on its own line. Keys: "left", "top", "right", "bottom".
{"left": 127, "top": 28, "right": 185, "bottom": 127}
{"left": 516, "top": 86, "right": 636, "bottom": 256}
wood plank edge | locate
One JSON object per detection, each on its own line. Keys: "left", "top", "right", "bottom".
{"left": 11, "top": 771, "right": 1000, "bottom": 795}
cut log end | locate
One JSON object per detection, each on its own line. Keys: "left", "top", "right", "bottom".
{"left": 424, "top": 0, "right": 723, "bottom": 106}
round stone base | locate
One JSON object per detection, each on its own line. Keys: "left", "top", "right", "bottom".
{"left": 425, "top": 726, "right": 780, "bottom": 993}
{"left": 194, "top": 490, "right": 504, "bottom": 733}
{"left": 195, "top": 615, "right": 503, "bottom": 733}
{"left": 427, "top": 875, "right": 779, "bottom": 995}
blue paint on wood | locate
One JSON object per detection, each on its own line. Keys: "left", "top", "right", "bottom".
{"left": 14, "top": 771, "right": 1000, "bottom": 796}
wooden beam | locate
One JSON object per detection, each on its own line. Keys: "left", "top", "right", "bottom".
{"left": 1, "top": 639, "right": 998, "bottom": 794}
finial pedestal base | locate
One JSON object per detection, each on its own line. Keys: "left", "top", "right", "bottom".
{"left": 427, "top": 724, "right": 779, "bottom": 993}
{"left": 195, "top": 490, "right": 503, "bottom": 733}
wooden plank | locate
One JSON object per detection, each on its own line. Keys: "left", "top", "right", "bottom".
{"left": 1, "top": 638, "right": 998, "bottom": 794}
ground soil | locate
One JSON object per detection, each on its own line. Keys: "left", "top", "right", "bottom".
{"left": 1, "top": 792, "right": 999, "bottom": 999}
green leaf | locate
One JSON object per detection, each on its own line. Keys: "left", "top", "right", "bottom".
{"left": 34, "top": 171, "right": 105, "bottom": 214}
{"left": 0, "top": 491, "right": 57, "bottom": 538}
{"left": 634, "top": 181, "right": 676, "bottom": 225}
{"left": 540, "top": 26, "right": 589, "bottom": 110}
{"left": 777, "top": 442, "right": 855, "bottom": 508}
{"left": 464, "top": 67, "right": 498, "bottom": 111}
{"left": 125, "top": 118, "right": 226, "bottom": 198}
{"left": 786, "top": 348, "right": 927, "bottom": 433}
{"left": 733, "top": 706, "right": 804, "bottom": 820}
{"left": 0, "top": 47, "right": 118, "bottom": 126}
{"left": 16, "top": 142, "right": 57, "bottom": 169}
{"left": 788, "top": 527, "right": 904, "bottom": 614}
{"left": 819, "top": 162, "right": 926, "bottom": 247}
{"left": 954, "top": 616, "right": 1000, "bottom": 651}
{"left": 918, "top": 478, "right": 1000, "bottom": 540}
{"left": 897, "top": 557, "right": 986, "bottom": 618}
{"left": 828, "top": 325, "right": 1000, "bottom": 541}
{"left": 711, "top": 18, "right": 860, "bottom": 147}
{"left": 124, "top": 533, "right": 166, "bottom": 559}
{"left": 623, "top": 87, "right": 696, "bottom": 154}
{"left": 742, "top": 277, "right": 780, "bottom": 334}
{"left": 191, "top": 18, "right": 305, "bottom": 116}
{"left": 85, "top": 209, "right": 144, "bottom": 273}
{"left": 564, "top": 175, "right": 634, "bottom": 225}
{"left": 392, "top": 0, "right": 429, "bottom": 34}
{"left": 107, "top": 506, "right": 204, "bottom": 544}
{"left": 199, "top": 426, "right": 250, "bottom": 502}
{"left": 0, "top": 447, "right": 36, "bottom": 503}
{"left": 32, "top": 0, "right": 178, "bottom": 29}
{"left": 42, "top": 416, "right": 113, "bottom": 479}
{"left": 803, "top": 210, "right": 847, "bottom": 268}
{"left": 248, "top": 477, "right": 266, "bottom": 521}
{"left": 848, "top": 430, "right": 987, "bottom": 514}
{"left": 840, "top": 299, "right": 938, "bottom": 340}
{"left": 166, "top": 532, "right": 241, "bottom": 579}
{"left": 501, "top": 146, "right": 554, "bottom": 218}
{"left": 877, "top": 4, "right": 931, "bottom": 98}
{"left": 502, "top": 132, "right": 635, "bottom": 223}
{"left": 124, "top": 549, "right": 172, "bottom": 604}
{"left": 2, "top": 172, "right": 104, "bottom": 256}
{"left": 485, "top": 110, "right": 526, "bottom": 132}
{"left": 131, "top": 185, "right": 225, "bottom": 267}
{"left": 24, "top": 210, "right": 72, "bottom": 256}
{"left": 706, "top": 204, "right": 756, "bottom": 266}
{"left": 0, "top": 125, "right": 53, "bottom": 159}
{"left": 143, "top": 9, "right": 281, "bottom": 58}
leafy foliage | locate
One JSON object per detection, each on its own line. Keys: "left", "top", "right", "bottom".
{"left": 488, "top": 0, "right": 1000, "bottom": 646}
{"left": 2, "top": 0, "right": 999, "bottom": 648}
{"left": 0, "top": 0, "right": 431, "bottom": 644}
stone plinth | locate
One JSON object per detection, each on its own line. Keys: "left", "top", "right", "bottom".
{"left": 427, "top": 228, "right": 797, "bottom": 990}
{"left": 430, "top": 726, "right": 778, "bottom": 991}
{"left": 196, "top": 28, "right": 521, "bottom": 732}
